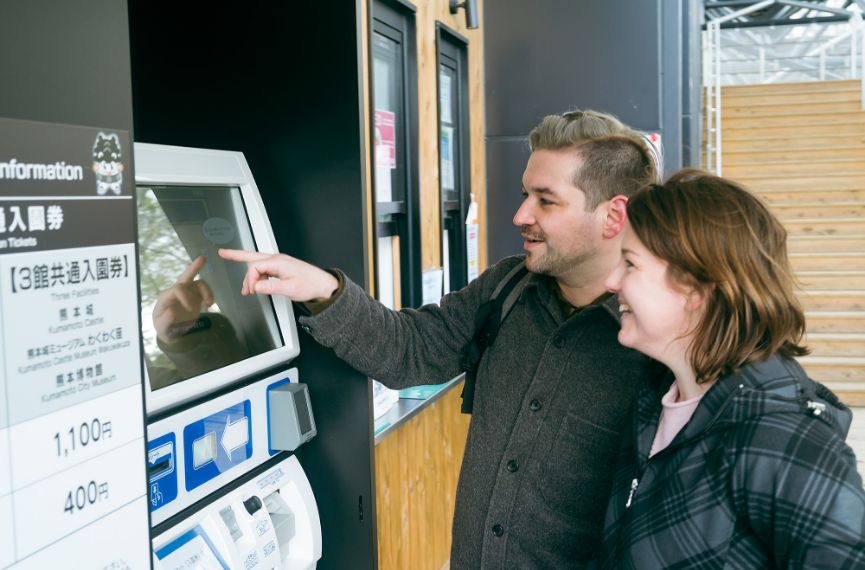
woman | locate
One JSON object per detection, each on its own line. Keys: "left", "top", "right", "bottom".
{"left": 600, "top": 169, "right": 865, "bottom": 568}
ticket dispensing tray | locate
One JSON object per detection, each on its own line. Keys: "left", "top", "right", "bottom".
{"left": 152, "top": 455, "right": 320, "bottom": 570}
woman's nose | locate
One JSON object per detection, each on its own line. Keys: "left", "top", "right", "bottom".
{"left": 605, "top": 263, "right": 624, "bottom": 292}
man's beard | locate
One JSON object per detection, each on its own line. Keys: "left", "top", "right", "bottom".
{"left": 522, "top": 230, "right": 594, "bottom": 277}
{"left": 525, "top": 246, "right": 587, "bottom": 276}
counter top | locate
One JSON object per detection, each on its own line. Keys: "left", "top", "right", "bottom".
{"left": 373, "top": 374, "right": 465, "bottom": 445}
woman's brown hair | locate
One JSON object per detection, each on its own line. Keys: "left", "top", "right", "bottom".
{"left": 627, "top": 168, "right": 808, "bottom": 383}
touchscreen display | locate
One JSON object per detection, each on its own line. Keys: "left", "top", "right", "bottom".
{"left": 137, "top": 185, "right": 283, "bottom": 390}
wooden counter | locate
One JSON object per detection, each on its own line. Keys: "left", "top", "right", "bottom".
{"left": 374, "top": 380, "right": 470, "bottom": 570}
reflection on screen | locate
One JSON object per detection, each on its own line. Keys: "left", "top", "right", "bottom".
{"left": 137, "top": 185, "right": 283, "bottom": 391}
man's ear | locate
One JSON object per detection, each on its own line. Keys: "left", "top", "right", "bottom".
{"left": 602, "top": 195, "right": 629, "bottom": 239}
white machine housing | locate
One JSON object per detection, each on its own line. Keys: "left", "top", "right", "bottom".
{"left": 136, "top": 144, "right": 320, "bottom": 569}
{"left": 134, "top": 143, "right": 300, "bottom": 416}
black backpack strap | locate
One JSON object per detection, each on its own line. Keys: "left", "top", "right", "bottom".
{"left": 497, "top": 264, "right": 532, "bottom": 325}
{"left": 459, "top": 261, "right": 531, "bottom": 413}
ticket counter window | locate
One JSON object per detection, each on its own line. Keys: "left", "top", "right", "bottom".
{"left": 438, "top": 28, "right": 470, "bottom": 294}
{"left": 372, "top": 0, "right": 420, "bottom": 310}
{"left": 137, "top": 185, "right": 283, "bottom": 391}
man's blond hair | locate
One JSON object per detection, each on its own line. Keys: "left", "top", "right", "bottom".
{"left": 528, "top": 110, "right": 659, "bottom": 207}
{"left": 529, "top": 109, "right": 634, "bottom": 151}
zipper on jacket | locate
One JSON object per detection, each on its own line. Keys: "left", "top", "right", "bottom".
{"left": 625, "top": 477, "right": 639, "bottom": 509}
{"left": 625, "top": 384, "right": 749, "bottom": 512}
{"left": 806, "top": 400, "right": 826, "bottom": 416}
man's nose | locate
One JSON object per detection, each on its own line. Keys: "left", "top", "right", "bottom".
{"left": 513, "top": 200, "right": 534, "bottom": 227}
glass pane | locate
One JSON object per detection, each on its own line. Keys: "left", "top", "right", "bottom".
{"left": 372, "top": 28, "right": 408, "bottom": 308}
{"left": 136, "top": 185, "right": 282, "bottom": 390}
{"left": 377, "top": 235, "right": 396, "bottom": 309}
{"left": 373, "top": 32, "right": 406, "bottom": 205}
{"left": 439, "top": 63, "right": 458, "bottom": 203}
{"left": 442, "top": 228, "right": 451, "bottom": 295}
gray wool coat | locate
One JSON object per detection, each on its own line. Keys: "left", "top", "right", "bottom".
{"left": 299, "top": 256, "right": 652, "bottom": 568}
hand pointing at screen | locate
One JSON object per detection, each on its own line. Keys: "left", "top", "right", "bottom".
{"left": 217, "top": 248, "right": 339, "bottom": 303}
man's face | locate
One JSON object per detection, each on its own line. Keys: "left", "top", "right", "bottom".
{"left": 513, "top": 149, "right": 606, "bottom": 277}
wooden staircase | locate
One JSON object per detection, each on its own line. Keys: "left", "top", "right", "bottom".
{"left": 713, "top": 79, "right": 865, "bottom": 405}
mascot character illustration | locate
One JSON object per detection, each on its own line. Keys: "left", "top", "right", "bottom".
{"left": 92, "top": 132, "right": 124, "bottom": 195}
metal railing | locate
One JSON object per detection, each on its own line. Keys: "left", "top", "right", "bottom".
{"left": 704, "top": 0, "right": 865, "bottom": 175}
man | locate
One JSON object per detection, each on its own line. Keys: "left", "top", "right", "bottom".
{"left": 220, "top": 111, "right": 656, "bottom": 567}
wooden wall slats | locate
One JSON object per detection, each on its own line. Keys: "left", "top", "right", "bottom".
{"left": 466, "top": 0, "right": 487, "bottom": 271}
{"left": 417, "top": 0, "right": 441, "bottom": 270}
{"left": 359, "top": 0, "right": 375, "bottom": 295}
{"left": 708, "top": 80, "right": 865, "bottom": 404}
{"left": 413, "top": 0, "right": 487, "bottom": 274}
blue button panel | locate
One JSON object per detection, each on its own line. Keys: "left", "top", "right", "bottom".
{"left": 183, "top": 400, "right": 253, "bottom": 491}
{"left": 147, "top": 432, "right": 178, "bottom": 512}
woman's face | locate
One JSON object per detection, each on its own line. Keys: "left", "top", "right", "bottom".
{"left": 605, "top": 226, "right": 701, "bottom": 367}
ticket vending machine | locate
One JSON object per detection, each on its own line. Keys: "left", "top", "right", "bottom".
{"left": 134, "top": 143, "right": 322, "bottom": 569}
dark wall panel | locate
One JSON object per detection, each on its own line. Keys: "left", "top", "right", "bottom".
{"left": 0, "top": 0, "right": 133, "bottom": 129}
{"left": 485, "top": 0, "right": 661, "bottom": 138}
{"left": 485, "top": 138, "right": 530, "bottom": 265}
{"left": 484, "top": 0, "right": 699, "bottom": 261}
{"left": 661, "top": 0, "right": 684, "bottom": 173}
{"left": 129, "top": 2, "right": 376, "bottom": 568}
{"left": 682, "top": 0, "right": 704, "bottom": 167}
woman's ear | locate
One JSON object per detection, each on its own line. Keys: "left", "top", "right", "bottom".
{"left": 686, "top": 282, "right": 715, "bottom": 312}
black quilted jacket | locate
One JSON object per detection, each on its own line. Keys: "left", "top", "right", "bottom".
{"left": 600, "top": 355, "right": 865, "bottom": 569}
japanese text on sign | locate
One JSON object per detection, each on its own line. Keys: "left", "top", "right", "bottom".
{"left": 0, "top": 204, "right": 64, "bottom": 233}
{"left": 9, "top": 254, "right": 128, "bottom": 293}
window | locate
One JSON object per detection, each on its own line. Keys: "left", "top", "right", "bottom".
{"left": 437, "top": 26, "right": 471, "bottom": 294}
{"left": 371, "top": 0, "right": 420, "bottom": 309}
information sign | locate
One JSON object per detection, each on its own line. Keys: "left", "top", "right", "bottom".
{"left": 0, "top": 118, "right": 150, "bottom": 569}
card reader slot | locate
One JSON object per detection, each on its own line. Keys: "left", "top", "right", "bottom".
{"left": 148, "top": 458, "right": 172, "bottom": 479}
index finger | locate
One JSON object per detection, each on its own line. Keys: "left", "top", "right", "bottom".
{"left": 177, "top": 255, "right": 207, "bottom": 284}
{"left": 218, "top": 248, "right": 271, "bottom": 263}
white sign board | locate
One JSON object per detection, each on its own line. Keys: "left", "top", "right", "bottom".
{"left": 0, "top": 118, "right": 150, "bottom": 569}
